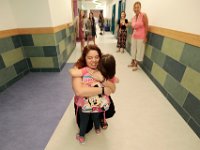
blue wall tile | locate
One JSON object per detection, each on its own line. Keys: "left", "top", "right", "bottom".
{"left": 163, "top": 56, "right": 186, "bottom": 81}
{"left": 12, "top": 35, "right": 22, "bottom": 48}
{"left": 183, "top": 93, "right": 200, "bottom": 125}
{"left": 0, "top": 55, "right": 5, "bottom": 69}
{"left": 149, "top": 33, "right": 164, "bottom": 50}
{"left": 20, "top": 35, "right": 34, "bottom": 46}
{"left": 43, "top": 46, "right": 58, "bottom": 56}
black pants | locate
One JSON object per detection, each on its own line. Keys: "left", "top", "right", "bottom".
{"left": 79, "top": 110, "right": 100, "bottom": 137}
{"left": 75, "top": 96, "right": 115, "bottom": 134}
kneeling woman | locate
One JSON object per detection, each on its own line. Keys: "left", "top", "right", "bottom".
{"left": 70, "top": 45, "right": 117, "bottom": 144}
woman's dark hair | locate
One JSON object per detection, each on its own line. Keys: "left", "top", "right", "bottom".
{"left": 98, "top": 54, "right": 116, "bottom": 79}
{"left": 75, "top": 45, "right": 102, "bottom": 69}
{"left": 89, "top": 12, "right": 95, "bottom": 24}
{"left": 120, "top": 11, "right": 126, "bottom": 18}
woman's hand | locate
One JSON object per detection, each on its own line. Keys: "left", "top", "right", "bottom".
{"left": 88, "top": 69, "right": 104, "bottom": 82}
{"left": 102, "top": 80, "right": 116, "bottom": 93}
{"left": 143, "top": 37, "right": 147, "bottom": 43}
{"left": 104, "top": 87, "right": 112, "bottom": 95}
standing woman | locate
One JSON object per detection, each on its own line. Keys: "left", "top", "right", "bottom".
{"left": 98, "top": 11, "right": 104, "bottom": 35}
{"left": 90, "top": 12, "right": 97, "bottom": 45}
{"left": 85, "top": 12, "right": 96, "bottom": 45}
{"left": 77, "top": 10, "right": 85, "bottom": 51}
{"left": 116, "top": 11, "right": 128, "bottom": 53}
{"left": 128, "top": 1, "right": 148, "bottom": 71}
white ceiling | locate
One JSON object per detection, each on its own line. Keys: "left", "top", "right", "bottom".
{"left": 78, "top": 0, "right": 111, "bottom": 10}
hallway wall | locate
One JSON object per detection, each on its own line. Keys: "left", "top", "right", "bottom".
{"left": 125, "top": 21, "right": 200, "bottom": 139}
{"left": 0, "top": 0, "right": 76, "bottom": 92}
{"left": 125, "top": 0, "right": 200, "bottom": 35}
{"left": 120, "top": 0, "right": 200, "bottom": 138}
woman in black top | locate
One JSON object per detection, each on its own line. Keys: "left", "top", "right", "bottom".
{"left": 90, "top": 12, "right": 97, "bottom": 45}
{"left": 116, "top": 11, "right": 128, "bottom": 53}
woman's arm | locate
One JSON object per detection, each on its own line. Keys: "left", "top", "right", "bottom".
{"left": 143, "top": 13, "right": 149, "bottom": 42}
{"left": 69, "top": 68, "right": 83, "bottom": 77}
{"left": 102, "top": 80, "right": 116, "bottom": 93}
{"left": 76, "top": 17, "right": 79, "bottom": 38}
{"left": 72, "top": 77, "right": 112, "bottom": 97}
{"left": 125, "top": 19, "right": 129, "bottom": 27}
{"left": 88, "top": 70, "right": 117, "bottom": 93}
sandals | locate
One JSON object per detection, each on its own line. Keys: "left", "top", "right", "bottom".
{"left": 100, "top": 120, "right": 108, "bottom": 129}
{"left": 95, "top": 129, "right": 101, "bottom": 135}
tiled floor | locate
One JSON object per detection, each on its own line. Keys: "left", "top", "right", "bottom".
{"left": 45, "top": 32, "right": 200, "bottom": 150}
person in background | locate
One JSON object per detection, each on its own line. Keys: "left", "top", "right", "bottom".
{"left": 76, "top": 10, "right": 85, "bottom": 51}
{"left": 85, "top": 12, "right": 96, "bottom": 46}
{"left": 128, "top": 1, "right": 148, "bottom": 71}
{"left": 116, "top": 11, "right": 128, "bottom": 53}
{"left": 98, "top": 11, "right": 104, "bottom": 35}
{"left": 90, "top": 12, "right": 97, "bottom": 45}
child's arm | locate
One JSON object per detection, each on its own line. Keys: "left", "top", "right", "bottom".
{"left": 102, "top": 80, "right": 116, "bottom": 93}
{"left": 69, "top": 67, "right": 83, "bottom": 77}
{"left": 102, "top": 76, "right": 119, "bottom": 93}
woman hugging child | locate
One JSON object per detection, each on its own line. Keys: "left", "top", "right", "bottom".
{"left": 69, "top": 54, "right": 119, "bottom": 144}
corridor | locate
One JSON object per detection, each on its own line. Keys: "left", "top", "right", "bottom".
{"left": 45, "top": 32, "right": 200, "bottom": 150}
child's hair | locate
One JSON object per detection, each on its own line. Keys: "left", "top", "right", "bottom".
{"left": 98, "top": 54, "right": 116, "bottom": 80}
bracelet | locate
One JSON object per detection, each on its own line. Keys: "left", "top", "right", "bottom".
{"left": 101, "top": 87, "right": 105, "bottom": 95}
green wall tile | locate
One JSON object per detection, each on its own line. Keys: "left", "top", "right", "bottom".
{"left": 164, "top": 75, "right": 189, "bottom": 106}
{"left": 151, "top": 63, "right": 167, "bottom": 85}
{"left": 55, "top": 30, "right": 63, "bottom": 43}
{"left": 181, "top": 67, "right": 200, "bottom": 100}
{"left": 163, "top": 56, "right": 186, "bottom": 82}
{"left": 183, "top": 93, "right": 200, "bottom": 125}
{"left": 0, "top": 55, "right": 5, "bottom": 69}
{"left": 143, "top": 56, "right": 153, "bottom": 71}
{"left": 24, "top": 46, "right": 44, "bottom": 57}
{"left": 43, "top": 46, "right": 57, "bottom": 56}
{"left": 66, "top": 28, "right": 70, "bottom": 36}
{"left": 20, "top": 35, "right": 34, "bottom": 46}
{"left": 149, "top": 33, "right": 164, "bottom": 50}
{"left": 14, "top": 59, "right": 29, "bottom": 74}
{"left": 180, "top": 44, "right": 200, "bottom": 73}
{"left": 0, "top": 37, "right": 15, "bottom": 53}
{"left": 12, "top": 35, "right": 22, "bottom": 48}
{"left": 30, "top": 57, "right": 55, "bottom": 68}
{"left": 0, "top": 66, "right": 17, "bottom": 86}
{"left": 59, "top": 39, "right": 66, "bottom": 54}
{"left": 188, "top": 118, "right": 200, "bottom": 138}
{"left": 53, "top": 57, "right": 59, "bottom": 68}
{"left": 145, "top": 44, "right": 152, "bottom": 58}
{"left": 151, "top": 47, "right": 166, "bottom": 67}
{"left": 2, "top": 47, "right": 24, "bottom": 67}
{"left": 32, "top": 34, "right": 56, "bottom": 46}
{"left": 161, "top": 37, "right": 185, "bottom": 61}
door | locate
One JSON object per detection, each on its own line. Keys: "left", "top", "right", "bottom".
{"left": 118, "top": 1, "right": 122, "bottom": 22}
{"left": 111, "top": 4, "right": 116, "bottom": 34}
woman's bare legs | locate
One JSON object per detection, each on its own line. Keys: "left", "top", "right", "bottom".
{"left": 92, "top": 36, "right": 96, "bottom": 45}
{"left": 81, "top": 39, "right": 85, "bottom": 51}
{"left": 128, "top": 59, "right": 135, "bottom": 67}
{"left": 132, "top": 60, "right": 138, "bottom": 71}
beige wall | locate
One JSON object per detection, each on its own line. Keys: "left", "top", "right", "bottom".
{"left": 0, "top": 0, "right": 73, "bottom": 30}
{"left": 125, "top": 0, "right": 200, "bottom": 35}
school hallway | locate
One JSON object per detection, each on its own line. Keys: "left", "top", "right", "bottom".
{"left": 44, "top": 32, "right": 200, "bottom": 150}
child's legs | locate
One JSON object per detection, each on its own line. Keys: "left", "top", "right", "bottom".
{"left": 91, "top": 113, "right": 100, "bottom": 129}
{"left": 79, "top": 111, "right": 90, "bottom": 137}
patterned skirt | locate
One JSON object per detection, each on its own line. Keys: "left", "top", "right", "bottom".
{"left": 117, "top": 29, "right": 127, "bottom": 48}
